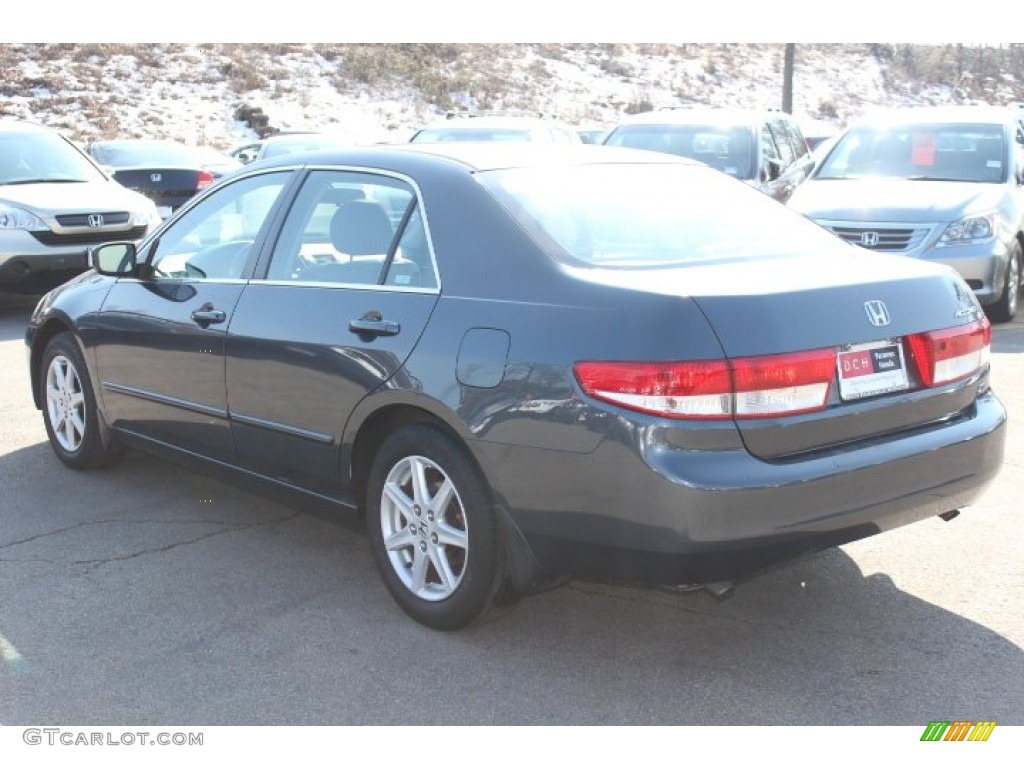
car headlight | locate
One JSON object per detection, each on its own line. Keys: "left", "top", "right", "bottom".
{"left": 0, "top": 205, "right": 48, "bottom": 231}
{"left": 938, "top": 212, "right": 996, "bottom": 245}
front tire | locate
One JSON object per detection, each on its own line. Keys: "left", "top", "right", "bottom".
{"left": 39, "top": 332, "right": 123, "bottom": 470}
{"left": 366, "top": 424, "right": 514, "bottom": 630}
{"left": 988, "top": 241, "right": 1021, "bottom": 323}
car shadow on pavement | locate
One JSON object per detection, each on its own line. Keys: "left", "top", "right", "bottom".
{"left": 1, "top": 440, "right": 1020, "bottom": 726}
{"left": 0, "top": 294, "right": 38, "bottom": 343}
{"left": 992, "top": 314, "right": 1024, "bottom": 353}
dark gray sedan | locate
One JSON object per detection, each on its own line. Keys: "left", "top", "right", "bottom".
{"left": 25, "top": 144, "right": 1006, "bottom": 629}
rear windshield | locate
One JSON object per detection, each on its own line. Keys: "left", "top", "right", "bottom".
{"left": 604, "top": 124, "right": 755, "bottom": 179}
{"left": 90, "top": 141, "right": 198, "bottom": 168}
{"left": 479, "top": 163, "right": 844, "bottom": 267}
{"left": 0, "top": 131, "right": 105, "bottom": 185}
{"left": 818, "top": 123, "right": 1006, "bottom": 183}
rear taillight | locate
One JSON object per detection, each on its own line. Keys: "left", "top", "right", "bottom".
{"left": 197, "top": 170, "right": 216, "bottom": 190}
{"left": 574, "top": 349, "right": 836, "bottom": 420}
{"left": 906, "top": 319, "right": 990, "bottom": 387}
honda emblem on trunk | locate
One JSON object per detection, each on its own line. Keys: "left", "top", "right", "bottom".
{"left": 864, "top": 300, "right": 891, "bottom": 327}
{"left": 151, "top": 173, "right": 162, "bottom": 183}
{"left": 87, "top": 214, "right": 104, "bottom": 228}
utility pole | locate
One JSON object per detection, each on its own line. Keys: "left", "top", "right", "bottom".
{"left": 782, "top": 44, "right": 795, "bottom": 113}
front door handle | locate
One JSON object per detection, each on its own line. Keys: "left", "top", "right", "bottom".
{"left": 191, "top": 303, "right": 227, "bottom": 326}
{"left": 349, "top": 310, "right": 400, "bottom": 337}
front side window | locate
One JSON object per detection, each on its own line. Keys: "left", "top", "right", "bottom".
{"left": 818, "top": 122, "right": 1006, "bottom": 183}
{"left": 265, "top": 170, "right": 437, "bottom": 289}
{"left": 149, "top": 172, "right": 290, "bottom": 280}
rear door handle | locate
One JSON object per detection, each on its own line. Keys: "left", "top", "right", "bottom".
{"left": 349, "top": 318, "right": 400, "bottom": 337}
{"left": 191, "top": 303, "right": 227, "bottom": 326}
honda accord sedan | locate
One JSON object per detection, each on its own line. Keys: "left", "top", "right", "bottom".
{"left": 25, "top": 144, "right": 1006, "bottom": 629}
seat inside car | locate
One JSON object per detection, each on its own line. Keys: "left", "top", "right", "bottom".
{"left": 297, "top": 201, "right": 395, "bottom": 284}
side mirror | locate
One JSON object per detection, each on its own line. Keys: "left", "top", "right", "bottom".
{"left": 91, "top": 242, "right": 138, "bottom": 276}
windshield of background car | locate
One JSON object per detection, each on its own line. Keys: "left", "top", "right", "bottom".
{"left": 817, "top": 122, "right": 1006, "bottom": 183}
{"left": 603, "top": 124, "right": 755, "bottom": 179}
{"left": 90, "top": 141, "right": 198, "bottom": 168}
{"left": 0, "top": 131, "right": 106, "bottom": 185}
{"left": 412, "top": 128, "right": 533, "bottom": 143}
{"left": 480, "top": 163, "right": 845, "bottom": 267}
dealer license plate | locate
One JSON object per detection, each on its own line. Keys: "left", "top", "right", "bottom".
{"left": 837, "top": 339, "right": 910, "bottom": 401}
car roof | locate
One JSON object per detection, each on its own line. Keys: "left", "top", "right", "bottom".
{"left": 251, "top": 142, "right": 697, "bottom": 174}
{"left": 0, "top": 117, "right": 57, "bottom": 135}
{"left": 613, "top": 107, "right": 789, "bottom": 128}
{"left": 852, "top": 105, "right": 1018, "bottom": 127}
{"left": 420, "top": 112, "right": 569, "bottom": 130}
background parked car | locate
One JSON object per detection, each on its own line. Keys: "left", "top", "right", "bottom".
{"left": 0, "top": 118, "right": 160, "bottom": 293}
{"left": 799, "top": 118, "right": 842, "bottom": 150}
{"left": 577, "top": 127, "right": 608, "bottom": 144}
{"left": 194, "top": 146, "right": 243, "bottom": 179}
{"left": 253, "top": 132, "right": 357, "bottom": 162}
{"left": 602, "top": 107, "right": 815, "bottom": 202}
{"left": 26, "top": 144, "right": 1005, "bottom": 630}
{"left": 88, "top": 139, "right": 216, "bottom": 219}
{"left": 410, "top": 111, "right": 582, "bottom": 144}
{"left": 787, "top": 106, "right": 1024, "bottom": 322}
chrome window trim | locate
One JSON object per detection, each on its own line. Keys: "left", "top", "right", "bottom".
{"left": 249, "top": 279, "right": 439, "bottom": 295}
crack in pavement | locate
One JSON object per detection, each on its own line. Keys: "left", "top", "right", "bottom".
{"left": 72, "top": 511, "right": 303, "bottom": 568}
{"left": 0, "top": 515, "right": 287, "bottom": 551}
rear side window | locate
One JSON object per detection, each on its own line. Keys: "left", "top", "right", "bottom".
{"left": 264, "top": 170, "right": 438, "bottom": 288}
{"left": 480, "top": 163, "right": 844, "bottom": 267}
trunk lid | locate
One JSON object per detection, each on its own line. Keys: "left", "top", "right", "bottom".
{"left": 592, "top": 248, "right": 987, "bottom": 459}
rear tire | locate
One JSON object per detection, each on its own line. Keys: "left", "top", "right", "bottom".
{"left": 365, "top": 424, "right": 516, "bottom": 630}
{"left": 39, "top": 332, "right": 123, "bottom": 470}
{"left": 987, "top": 241, "right": 1021, "bottom": 323}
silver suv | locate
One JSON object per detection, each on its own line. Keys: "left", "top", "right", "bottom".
{"left": 788, "top": 106, "right": 1024, "bottom": 322}
{"left": 0, "top": 119, "right": 160, "bottom": 293}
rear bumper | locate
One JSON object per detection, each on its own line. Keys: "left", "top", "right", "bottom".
{"left": 485, "top": 389, "right": 1006, "bottom": 586}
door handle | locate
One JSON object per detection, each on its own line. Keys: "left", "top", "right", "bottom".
{"left": 191, "top": 303, "right": 227, "bottom": 326}
{"left": 349, "top": 311, "right": 400, "bottom": 337}
{"left": 349, "top": 318, "right": 400, "bottom": 337}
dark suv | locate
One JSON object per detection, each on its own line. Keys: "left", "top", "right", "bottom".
{"left": 603, "top": 107, "right": 815, "bottom": 202}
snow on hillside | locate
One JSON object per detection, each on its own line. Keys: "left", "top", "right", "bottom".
{"left": 0, "top": 43, "right": 1015, "bottom": 151}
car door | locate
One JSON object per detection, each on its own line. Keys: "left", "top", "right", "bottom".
{"left": 93, "top": 170, "right": 294, "bottom": 460}
{"left": 225, "top": 169, "right": 440, "bottom": 496}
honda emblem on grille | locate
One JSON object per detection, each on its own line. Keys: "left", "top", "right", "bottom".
{"left": 87, "top": 214, "right": 104, "bottom": 228}
{"left": 860, "top": 231, "right": 880, "bottom": 247}
{"left": 864, "top": 300, "right": 891, "bottom": 327}
{"left": 151, "top": 173, "right": 162, "bottom": 183}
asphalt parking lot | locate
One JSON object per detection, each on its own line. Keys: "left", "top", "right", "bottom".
{"left": 0, "top": 290, "right": 1021, "bottom": 726}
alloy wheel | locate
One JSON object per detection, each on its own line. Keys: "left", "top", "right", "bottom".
{"left": 45, "top": 355, "right": 86, "bottom": 453}
{"left": 379, "top": 455, "right": 469, "bottom": 601}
